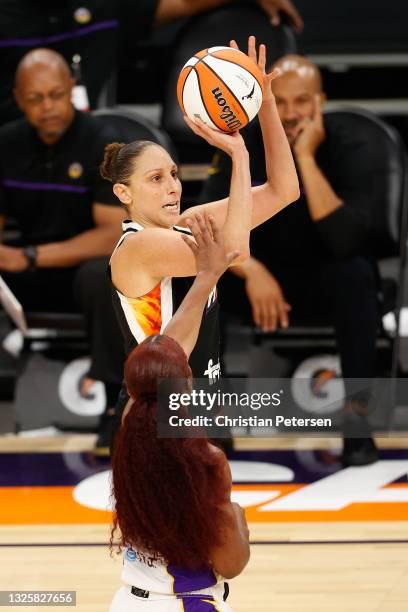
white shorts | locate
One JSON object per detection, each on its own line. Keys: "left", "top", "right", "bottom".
{"left": 109, "top": 584, "right": 233, "bottom": 611}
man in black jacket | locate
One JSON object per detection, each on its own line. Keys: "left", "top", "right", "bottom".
{"left": 0, "top": 49, "right": 126, "bottom": 450}
{"left": 200, "top": 55, "right": 380, "bottom": 466}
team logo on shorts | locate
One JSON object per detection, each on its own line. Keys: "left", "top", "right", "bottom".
{"left": 74, "top": 7, "right": 92, "bottom": 24}
{"left": 68, "top": 162, "right": 83, "bottom": 180}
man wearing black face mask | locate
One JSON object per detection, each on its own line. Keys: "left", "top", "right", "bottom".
{"left": 200, "top": 55, "right": 380, "bottom": 467}
{"left": 0, "top": 0, "right": 303, "bottom": 125}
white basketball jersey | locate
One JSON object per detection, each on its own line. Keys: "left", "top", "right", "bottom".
{"left": 121, "top": 545, "right": 223, "bottom": 595}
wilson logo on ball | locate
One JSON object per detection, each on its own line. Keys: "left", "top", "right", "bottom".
{"left": 177, "top": 46, "right": 264, "bottom": 133}
{"left": 211, "top": 86, "right": 242, "bottom": 130}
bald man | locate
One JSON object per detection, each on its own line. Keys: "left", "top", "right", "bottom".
{"left": 200, "top": 54, "right": 381, "bottom": 467}
{"left": 0, "top": 49, "right": 126, "bottom": 450}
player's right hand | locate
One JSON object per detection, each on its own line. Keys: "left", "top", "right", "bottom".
{"left": 183, "top": 115, "right": 246, "bottom": 157}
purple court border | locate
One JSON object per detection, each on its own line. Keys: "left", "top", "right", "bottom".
{"left": 1, "top": 540, "right": 408, "bottom": 547}
{"left": 0, "top": 20, "right": 119, "bottom": 48}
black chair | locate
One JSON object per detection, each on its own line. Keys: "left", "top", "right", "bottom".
{"left": 253, "top": 107, "right": 408, "bottom": 381}
{"left": 161, "top": 2, "right": 297, "bottom": 163}
{"left": 92, "top": 107, "right": 177, "bottom": 159}
{"left": 23, "top": 108, "right": 176, "bottom": 348}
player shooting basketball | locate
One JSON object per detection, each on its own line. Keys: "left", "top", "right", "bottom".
{"left": 99, "top": 36, "right": 299, "bottom": 452}
{"left": 109, "top": 213, "right": 247, "bottom": 611}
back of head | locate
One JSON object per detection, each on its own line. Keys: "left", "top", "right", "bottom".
{"left": 124, "top": 334, "right": 191, "bottom": 399}
{"left": 111, "top": 335, "right": 229, "bottom": 569}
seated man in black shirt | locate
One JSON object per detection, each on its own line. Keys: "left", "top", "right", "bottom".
{"left": 0, "top": 48, "right": 126, "bottom": 449}
{"left": 200, "top": 55, "right": 380, "bottom": 466}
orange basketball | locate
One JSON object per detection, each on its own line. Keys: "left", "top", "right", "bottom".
{"left": 177, "top": 46, "right": 264, "bottom": 133}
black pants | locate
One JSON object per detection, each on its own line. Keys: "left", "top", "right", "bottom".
{"left": 219, "top": 255, "right": 379, "bottom": 380}
{"left": 1, "top": 257, "right": 125, "bottom": 390}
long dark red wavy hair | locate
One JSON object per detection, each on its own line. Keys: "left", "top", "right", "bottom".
{"left": 110, "top": 334, "right": 230, "bottom": 569}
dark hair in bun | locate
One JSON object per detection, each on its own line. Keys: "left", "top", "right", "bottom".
{"left": 100, "top": 140, "right": 154, "bottom": 184}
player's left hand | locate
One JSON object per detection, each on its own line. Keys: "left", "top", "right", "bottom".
{"left": 256, "top": 0, "right": 304, "bottom": 32}
{"left": 293, "top": 95, "right": 326, "bottom": 159}
{"left": 182, "top": 212, "right": 240, "bottom": 280}
{"left": 230, "top": 36, "right": 280, "bottom": 103}
{"left": 0, "top": 245, "right": 28, "bottom": 272}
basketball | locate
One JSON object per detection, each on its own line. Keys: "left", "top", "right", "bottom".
{"left": 177, "top": 46, "right": 264, "bottom": 132}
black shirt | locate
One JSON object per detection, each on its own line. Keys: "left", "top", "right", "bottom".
{"left": 0, "top": 0, "right": 159, "bottom": 125}
{"left": 0, "top": 109, "right": 119, "bottom": 245}
{"left": 200, "top": 114, "right": 380, "bottom": 266}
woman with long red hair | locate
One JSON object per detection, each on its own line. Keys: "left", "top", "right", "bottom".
{"left": 109, "top": 215, "right": 249, "bottom": 611}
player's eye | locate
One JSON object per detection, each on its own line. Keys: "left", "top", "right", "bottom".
{"left": 152, "top": 175, "right": 161, "bottom": 182}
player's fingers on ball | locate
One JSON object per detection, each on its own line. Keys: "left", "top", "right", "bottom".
{"left": 248, "top": 35, "right": 257, "bottom": 61}
{"left": 258, "top": 44, "right": 266, "bottom": 72}
{"left": 268, "top": 68, "right": 281, "bottom": 82}
{"left": 183, "top": 115, "right": 195, "bottom": 128}
{"left": 183, "top": 116, "right": 201, "bottom": 135}
{"left": 230, "top": 39, "right": 239, "bottom": 50}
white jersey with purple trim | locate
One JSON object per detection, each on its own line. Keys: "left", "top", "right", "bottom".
{"left": 109, "top": 546, "right": 232, "bottom": 611}
{"left": 121, "top": 545, "right": 222, "bottom": 594}
{"left": 109, "top": 584, "right": 232, "bottom": 611}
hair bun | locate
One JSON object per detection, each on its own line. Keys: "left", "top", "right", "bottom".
{"left": 100, "top": 142, "right": 126, "bottom": 182}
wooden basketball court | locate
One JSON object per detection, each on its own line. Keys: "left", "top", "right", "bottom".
{"left": 0, "top": 435, "right": 407, "bottom": 611}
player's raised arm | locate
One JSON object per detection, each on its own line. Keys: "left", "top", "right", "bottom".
{"left": 180, "top": 36, "right": 299, "bottom": 231}
{"left": 183, "top": 116, "right": 252, "bottom": 260}
{"left": 163, "top": 212, "right": 239, "bottom": 358}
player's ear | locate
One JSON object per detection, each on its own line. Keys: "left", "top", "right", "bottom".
{"left": 113, "top": 183, "right": 132, "bottom": 207}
